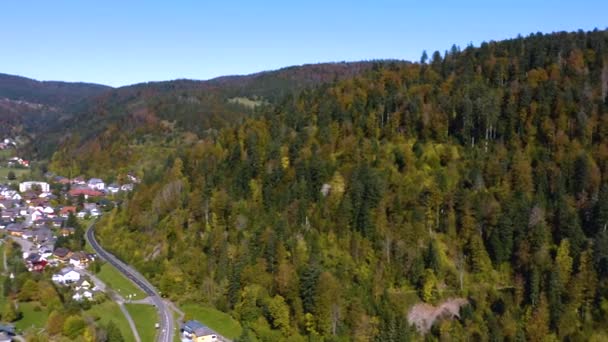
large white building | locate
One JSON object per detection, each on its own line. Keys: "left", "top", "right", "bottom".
{"left": 87, "top": 178, "right": 105, "bottom": 191}
{"left": 52, "top": 267, "right": 80, "bottom": 284}
{"left": 19, "top": 181, "right": 50, "bottom": 193}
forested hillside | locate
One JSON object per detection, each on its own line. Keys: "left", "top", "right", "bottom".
{"left": 89, "top": 29, "right": 608, "bottom": 341}
{"left": 0, "top": 73, "right": 111, "bottom": 136}
{"left": 45, "top": 62, "right": 385, "bottom": 174}
{"left": 0, "top": 73, "right": 111, "bottom": 107}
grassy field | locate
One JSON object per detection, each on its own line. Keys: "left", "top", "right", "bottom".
{"left": 15, "top": 302, "right": 48, "bottom": 331}
{"left": 97, "top": 263, "right": 146, "bottom": 300}
{"left": 228, "top": 96, "right": 265, "bottom": 108}
{"left": 0, "top": 167, "right": 29, "bottom": 182}
{"left": 85, "top": 301, "right": 135, "bottom": 342}
{"left": 0, "top": 279, "right": 5, "bottom": 313}
{"left": 0, "top": 150, "right": 12, "bottom": 159}
{"left": 0, "top": 278, "right": 6, "bottom": 316}
{"left": 125, "top": 303, "right": 158, "bottom": 342}
{"left": 182, "top": 303, "right": 242, "bottom": 339}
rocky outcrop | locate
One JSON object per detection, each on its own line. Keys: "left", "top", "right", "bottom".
{"left": 407, "top": 298, "right": 468, "bottom": 334}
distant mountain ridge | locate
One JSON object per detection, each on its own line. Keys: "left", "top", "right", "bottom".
{"left": 0, "top": 73, "right": 112, "bottom": 136}
{"left": 0, "top": 72, "right": 112, "bottom": 106}
{"left": 3, "top": 61, "right": 394, "bottom": 159}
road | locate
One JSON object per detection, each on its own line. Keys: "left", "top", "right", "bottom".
{"left": 86, "top": 224, "right": 175, "bottom": 342}
{"left": 77, "top": 268, "right": 141, "bottom": 342}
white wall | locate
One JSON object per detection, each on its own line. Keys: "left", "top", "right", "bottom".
{"left": 19, "top": 181, "right": 50, "bottom": 193}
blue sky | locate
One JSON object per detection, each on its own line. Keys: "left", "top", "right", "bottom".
{"left": 1, "top": 1, "right": 606, "bottom": 87}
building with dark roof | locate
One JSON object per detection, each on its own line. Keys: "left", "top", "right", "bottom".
{"left": 181, "top": 320, "right": 218, "bottom": 341}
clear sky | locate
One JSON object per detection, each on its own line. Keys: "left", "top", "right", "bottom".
{"left": 1, "top": 1, "right": 606, "bottom": 87}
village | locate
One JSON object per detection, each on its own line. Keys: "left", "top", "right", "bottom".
{"left": 0, "top": 143, "right": 226, "bottom": 341}
{"left": 0, "top": 173, "right": 138, "bottom": 304}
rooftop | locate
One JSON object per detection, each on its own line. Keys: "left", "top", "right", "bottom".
{"left": 182, "top": 320, "right": 216, "bottom": 337}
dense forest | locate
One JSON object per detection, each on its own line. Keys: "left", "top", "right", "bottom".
{"left": 63, "top": 29, "right": 608, "bottom": 340}
{"left": 0, "top": 73, "right": 111, "bottom": 137}
{"left": 18, "top": 61, "right": 380, "bottom": 162}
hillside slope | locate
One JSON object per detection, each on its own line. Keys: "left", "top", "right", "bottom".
{"left": 91, "top": 29, "right": 608, "bottom": 341}
{"left": 0, "top": 73, "right": 111, "bottom": 136}
{"left": 0, "top": 73, "right": 111, "bottom": 106}
{"left": 46, "top": 61, "right": 391, "bottom": 176}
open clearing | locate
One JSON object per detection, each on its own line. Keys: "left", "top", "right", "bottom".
{"left": 125, "top": 303, "right": 158, "bottom": 342}
{"left": 97, "top": 263, "right": 146, "bottom": 300}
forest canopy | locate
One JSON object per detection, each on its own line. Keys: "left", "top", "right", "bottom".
{"left": 71, "top": 29, "right": 608, "bottom": 341}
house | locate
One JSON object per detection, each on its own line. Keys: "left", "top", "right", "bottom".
{"left": 25, "top": 253, "right": 41, "bottom": 265}
{"left": 34, "top": 218, "right": 52, "bottom": 227}
{"left": 6, "top": 223, "right": 25, "bottom": 236}
{"left": 52, "top": 267, "right": 80, "bottom": 284}
{"left": 6, "top": 192, "right": 21, "bottom": 201}
{"left": 29, "top": 209, "right": 44, "bottom": 222}
{"left": 61, "top": 227, "right": 75, "bottom": 237}
{"left": 7, "top": 157, "right": 28, "bottom": 167}
{"left": 38, "top": 191, "right": 55, "bottom": 199}
{"left": 54, "top": 176, "right": 71, "bottom": 185}
{"left": 19, "top": 181, "right": 50, "bottom": 193}
{"left": 39, "top": 246, "right": 54, "bottom": 259}
{"left": 69, "top": 188, "right": 104, "bottom": 199}
{"left": 107, "top": 183, "right": 120, "bottom": 194}
{"left": 72, "top": 289, "right": 94, "bottom": 301}
{"left": 0, "top": 324, "right": 15, "bottom": 341}
{"left": 49, "top": 217, "right": 66, "bottom": 228}
{"left": 1, "top": 208, "right": 19, "bottom": 221}
{"left": 21, "top": 191, "right": 39, "bottom": 202}
{"left": 21, "top": 230, "right": 33, "bottom": 239}
{"left": 83, "top": 203, "right": 97, "bottom": 211}
{"left": 29, "top": 197, "right": 49, "bottom": 208}
{"left": 74, "top": 278, "right": 92, "bottom": 291}
{"left": 127, "top": 173, "right": 140, "bottom": 184}
{"left": 76, "top": 211, "right": 87, "bottom": 219}
{"left": 0, "top": 199, "right": 16, "bottom": 209}
{"left": 60, "top": 206, "right": 77, "bottom": 217}
{"left": 42, "top": 206, "right": 55, "bottom": 216}
{"left": 0, "top": 189, "right": 21, "bottom": 200}
{"left": 181, "top": 320, "right": 218, "bottom": 342}
{"left": 32, "top": 226, "right": 53, "bottom": 243}
{"left": 69, "top": 251, "right": 91, "bottom": 268}
{"left": 88, "top": 178, "right": 105, "bottom": 191}
{"left": 90, "top": 208, "right": 102, "bottom": 217}
{"left": 121, "top": 183, "right": 134, "bottom": 192}
{"left": 53, "top": 247, "right": 72, "bottom": 261}
{"left": 72, "top": 176, "right": 86, "bottom": 185}
{"left": 0, "top": 331, "right": 12, "bottom": 342}
{"left": 6, "top": 191, "right": 23, "bottom": 201}
{"left": 31, "top": 260, "right": 48, "bottom": 272}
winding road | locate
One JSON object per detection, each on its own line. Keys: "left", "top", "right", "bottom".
{"left": 86, "top": 224, "right": 175, "bottom": 342}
